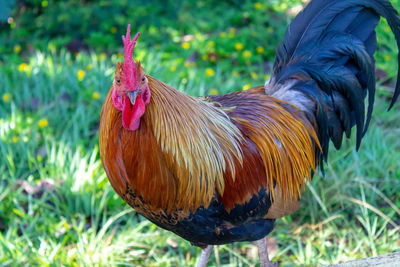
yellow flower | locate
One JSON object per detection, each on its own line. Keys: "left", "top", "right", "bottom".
{"left": 92, "top": 92, "right": 100, "bottom": 99}
{"left": 202, "top": 54, "right": 208, "bottom": 61}
{"left": 219, "top": 32, "right": 227, "bottom": 38}
{"left": 110, "top": 26, "right": 117, "bottom": 34}
{"left": 14, "top": 45, "right": 21, "bottom": 54}
{"left": 3, "top": 93, "right": 11, "bottom": 102}
{"left": 251, "top": 72, "right": 258, "bottom": 79}
{"left": 229, "top": 28, "right": 236, "bottom": 38}
{"left": 207, "top": 41, "right": 215, "bottom": 47}
{"left": 48, "top": 43, "right": 56, "bottom": 52}
{"left": 243, "top": 50, "right": 251, "bottom": 58}
{"left": 169, "top": 65, "right": 177, "bottom": 72}
{"left": 256, "top": 46, "right": 264, "bottom": 54}
{"left": 86, "top": 64, "right": 93, "bottom": 70}
{"left": 210, "top": 89, "right": 218, "bottom": 95}
{"left": 18, "top": 63, "right": 28, "bottom": 72}
{"left": 100, "top": 53, "right": 107, "bottom": 61}
{"left": 77, "top": 69, "right": 86, "bottom": 81}
{"left": 254, "top": 2, "right": 262, "bottom": 9}
{"left": 41, "top": 0, "right": 48, "bottom": 7}
{"left": 182, "top": 42, "right": 190, "bottom": 50}
{"left": 38, "top": 119, "right": 49, "bottom": 128}
{"left": 265, "top": 74, "right": 271, "bottom": 80}
{"left": 235, "top": 43, "right": 244, "bottom": 51}
{"left": 205, "top": 68, "right": 215, "bottom": 77}
{"left": 242, "top": 84, "right": 251, "bottom": 91}
{"left": 117, "top": 52, "right": 123, "bottom": 59}
{"left": 12, "top": 136, "right": 19, "bottom": 143}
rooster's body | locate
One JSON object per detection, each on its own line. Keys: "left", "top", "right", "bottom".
{"left": 100, "top": 79, "right": 317, "bottom": 246}
{"left": 99, "top": 0, "right": 400, "bottom": 265}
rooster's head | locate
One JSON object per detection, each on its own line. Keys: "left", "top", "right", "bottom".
{"left": 112, "top": 24, "right": 150, "bottom": 131}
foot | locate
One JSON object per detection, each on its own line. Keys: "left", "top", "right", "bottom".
{"left": 255, "top": 238, "right": 278, "bottom": 267}
{"left": 197, "top": 245, "right": 213, "bottom": 267}
{"left": 261, "top": 261, "right": 278, "bottom": 267}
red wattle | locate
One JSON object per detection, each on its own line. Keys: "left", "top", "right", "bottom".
{"left": 122, "top": 94, "right": 145, "bottom": 131}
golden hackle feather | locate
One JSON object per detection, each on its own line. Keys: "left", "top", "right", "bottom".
{"left": 99, "top": 95, "right": 127, "bottom": 196}
{"left": 146, "top": 76, "right": 243, "bottom": 211}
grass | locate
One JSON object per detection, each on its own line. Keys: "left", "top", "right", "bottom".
{"left": 1, "top": 0, "right": 400, "bottom": 266}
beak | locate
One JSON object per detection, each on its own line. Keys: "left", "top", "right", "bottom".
{"left": 126, "top": 91, "right": 139, "bottom": 105}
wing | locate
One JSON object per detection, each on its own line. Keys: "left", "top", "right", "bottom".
{"left": 209, "top": 86, "right": 319, "bottom": 217}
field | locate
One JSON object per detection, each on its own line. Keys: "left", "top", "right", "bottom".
{"left": 1, "top": 0, "right": 400, "bottom": 266}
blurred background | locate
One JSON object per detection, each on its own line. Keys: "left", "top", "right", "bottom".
{"left": 1, "top": 0, "right": 400, "bottom": 266}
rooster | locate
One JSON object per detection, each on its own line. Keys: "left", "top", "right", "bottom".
{"left": 99, "top": 0, "right": 400, "bottom": 266}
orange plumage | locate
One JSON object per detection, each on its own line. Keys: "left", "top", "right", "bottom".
{"left": 100, "top": 74, "right": 318, "bottom": 214}
{"left": 99, "top": 0, "right": 400, "bottom": 265}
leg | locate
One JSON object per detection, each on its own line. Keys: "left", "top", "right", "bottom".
{"left": 255, "top": 238, "right": 278, "bottom": 267}
{"left": 197, "top": 245, "right": 213, "bottom": 267}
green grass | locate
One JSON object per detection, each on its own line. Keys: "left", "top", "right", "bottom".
{"left": 1, "top": 0, "right": 400, "bottom": 266}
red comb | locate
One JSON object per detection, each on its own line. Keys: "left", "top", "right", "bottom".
{"left": 122, "top": 24, "right": 140, "bottom": 90}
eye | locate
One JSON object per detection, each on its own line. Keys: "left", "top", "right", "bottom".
{"left": 142, "top": 76, "right": 145, "bottom": 82}
{"left": 116, "top": 78, "right": 120, "bottom": 84}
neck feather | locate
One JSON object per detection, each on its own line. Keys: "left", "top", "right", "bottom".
{"left": 145, "top": 76, "right": 243, "bottom": 211}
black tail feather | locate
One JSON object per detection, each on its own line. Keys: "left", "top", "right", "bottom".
{"left": 270, "top": 0, "right": 400, "bottom": 166}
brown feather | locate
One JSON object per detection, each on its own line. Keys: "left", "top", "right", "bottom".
{"left": 264, "top": 186, "right": 300, "bottom": 219}
{"left": 211, "top": 86, "right": 319, "bottom": 209}
{"left": 100, "top": 75, "right": 243, "bottom": 213}
{"left": 100, "top": 74, "right": 320, "bottom": 214}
